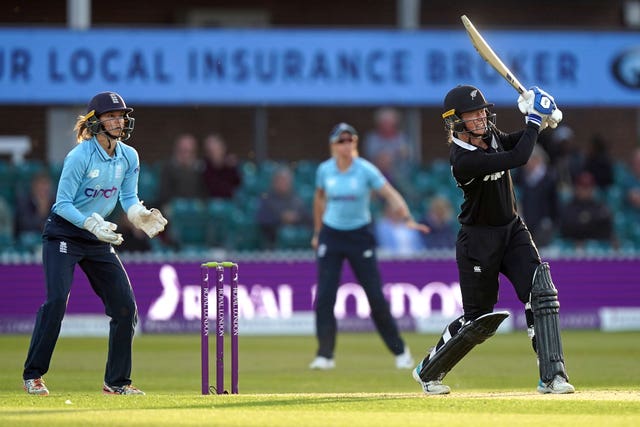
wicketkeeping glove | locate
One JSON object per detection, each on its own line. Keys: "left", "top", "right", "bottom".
{"left": 83, "top": 213, "right": 124, "bottom": 245}
{"left": 127, "top": 202, "right": 168, "bottom": 238}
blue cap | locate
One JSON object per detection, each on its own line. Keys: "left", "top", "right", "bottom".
{"left": 329, "top": 122, "right": 357, "bottom": 143}
{"left": 87, "top": 91, "right": 133, "bottom": 116}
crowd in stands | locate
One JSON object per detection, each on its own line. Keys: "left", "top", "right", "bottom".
{"left": 1, "top": 112, "right": 639, "bottom": 257}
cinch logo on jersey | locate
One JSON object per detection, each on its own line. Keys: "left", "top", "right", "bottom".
{"left": 84, "top": 186, "right": 118, "bottom": 198}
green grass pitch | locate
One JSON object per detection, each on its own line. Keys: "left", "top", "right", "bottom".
{"left": 1, "top": 331, "right": 639, "bottom": 426}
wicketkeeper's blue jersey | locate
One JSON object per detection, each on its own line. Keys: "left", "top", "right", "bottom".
{"left": 52, "top": 136, "right": 141, "bottom": 228}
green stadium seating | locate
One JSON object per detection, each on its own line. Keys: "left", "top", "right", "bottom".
{"left": 205, "top": 198, "right": 237, "bottom": 246}
{"left": 167, "top": 198, "right": 208, "bottom": 249}
{"left": 275, "top": 225, "right": 312, "bottom": 250}
{"left": 138, "top": 162, "right": 161, "bottom": 205}
{"left": 293, "top": 160, "right": 318, "bottom": 186}
{"left": 225, "top": 210, "right": 265, "bottom": 251}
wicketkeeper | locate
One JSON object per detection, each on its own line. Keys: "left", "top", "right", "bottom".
{"left": 22, "top": 91, "right": 168, "bottom": 396}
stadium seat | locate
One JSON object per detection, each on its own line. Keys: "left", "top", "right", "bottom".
{"left": 0, "top": 230, "right": 14, "bottom": 249}
{"left": 275, "top": 225, "right": 312, "bottom": 250}
{"left": 548, "top": 237, "right": 575, "bottom": 252}
{"left": 167, "top": 198, "right": 208, "bottom": 249}
{"left": 411, "top": 169, "right": 439, "bottom": 198}
{"left": 0, "top": 162, "right": 15, "bottom": 204}
{"left": 48, "top": 162, "right": 64, "bottom": 183}
{"left": 258, "top": 160, "right": 281, "bottom": 178}
{"left": 613, "top": 161, "right": 631, "bottom": 186}
{"left": 430, "top": 159, "right": 451, "bottom": 179}
{"left": 17, "top": 231, "right": 42, "bottom": 253}
{"left": 295, "top": 183, "right": 316, "bottom": 208}
{"left": 205, "top": 198, "right": 237, "bottom": 246}
{"left": 293, "top": 160, "right": 319, "bottom": 186}
{"left": 583, "top": 239, "right": 612, "bottom": 256}
{"left": 14, "top": 160, "right": 45, "bottom": 194}
{"left": 238, "top": 161, "right": 270, "bottom": 197}
{"left": 225, "top": 211, "right": 265, "bottom": 251}
{"left": 138, "top": 162, "right": 161, "bottom": 205}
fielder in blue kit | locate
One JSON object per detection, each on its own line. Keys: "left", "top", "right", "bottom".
{"left": 309, "top": 123, "right": 429, "bottom": 371}
{"left": 23, "top": 92, "right": 168, "bottom": 396}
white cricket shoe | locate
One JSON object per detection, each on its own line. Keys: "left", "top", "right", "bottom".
{"left": 103, "top": 383, "right": 146, "bottom": 395}
{"left": 309, "top": 356, "right": 335, "bottom": 370}
{"left": 537, "top": 375, "right": 575, "bottom": 394}
{"left": 24, "top": 378, "right": 49, "bottom": 396}
{"left": 412, "top": 363, "right": 450, "bottom": 395}
{"left": 395, "top": 347, "right": 415, "bottom": 369}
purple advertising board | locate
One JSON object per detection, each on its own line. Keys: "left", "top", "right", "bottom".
{"left": 1, "top": 259, "right": 639, "bottom": 334}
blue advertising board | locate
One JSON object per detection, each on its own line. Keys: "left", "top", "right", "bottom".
{"left": 1, "top": 28, "right": 639, "bottom": 106}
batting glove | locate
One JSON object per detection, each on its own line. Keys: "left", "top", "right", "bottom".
{"left": 518, "top": 86, "right": 559, "bottom": 129}
{"left": 84, "top": 213, "right": 124, "bottom": 245}
{"left": 518, "top": 86, "right": 557, "bottom": 115}
{"left": 544, "top": 108, "right": 563, "bottom": 129}
{"left": 127, "top": 202, "right": 168, "bottom": 238}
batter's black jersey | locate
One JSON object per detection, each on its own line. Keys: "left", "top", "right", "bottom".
{"left": 450, "top": 123, "right": 539, "bottom": 226}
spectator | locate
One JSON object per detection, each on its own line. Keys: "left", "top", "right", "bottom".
{"left": 157, "top": 133, "right": 205, "bottom": 209}
{"left": 513, "top": 145, "right": 559, "bottom": 247}
{"left": 375, "top": 203, "right": 424, "bottom": 255}
{"left": 559, "top": 171, "right": 614, "bottom": 247}
{"left": 256, "top": 166, "right": 312, "bottom": 248}
{"left": 542, "top": 125, "right": 582, "bottom": 194}
{"left": 371, "top": 151, "right": 396, "bottom": 186}
{"left": 14, "top": 171, "right": 55, "bottom": 236}
{"left": 363, "top": 107, "right": 413, "bottom": 184}
{"left": 202, "top": 133, "right": 242, "bottom": 199}
{"left": 420, "top": 195, "right": 457, "bottom": 250}
{"left": 583, "top": 134, "right": 614, "bottom": 190}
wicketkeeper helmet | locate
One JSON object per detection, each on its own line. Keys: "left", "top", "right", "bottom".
{"left": 85, "top": 91, "right": 135, "bottom": 141}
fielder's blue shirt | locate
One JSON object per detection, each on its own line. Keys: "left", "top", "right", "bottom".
{"left": 52, "top": 137, "right": 141, "bottom": 228}
{"left": 316, "top": 157, "right": 386, "bottom": 230}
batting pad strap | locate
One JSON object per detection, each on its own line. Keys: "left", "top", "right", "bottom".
{"left": 531, "top": 262, "right": 568, "bottom": 383}
{"left": 419, "top": 311, "right": 509, "bottom": 382}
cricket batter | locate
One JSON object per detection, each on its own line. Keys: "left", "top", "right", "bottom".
{"left": 413, "top": 85, "right": 575, "bottom": 395}
{"left": 22, "top": 92, "right": 168, "bottom": 396}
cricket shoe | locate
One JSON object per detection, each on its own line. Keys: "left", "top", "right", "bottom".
{"left": 103, "top": 383, "right": 146, "bottom": 395}
{"left": 24, "top": 377, "right": 49, "bottom": 396}
{"left": 309, "top": 356, "right": 335, "bottom": 370}
{"left": 537, "top": 375, "right": 575, "bottom": 394}
{"left": 395, "top": 347, "right": 415, "bottom": 369}
{"left": 412, "top": 362, "right": 450, "bottom": 395}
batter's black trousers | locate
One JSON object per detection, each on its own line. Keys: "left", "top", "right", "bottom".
{"left": 456, "top": 215, "right": 541, "bottom": 321}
